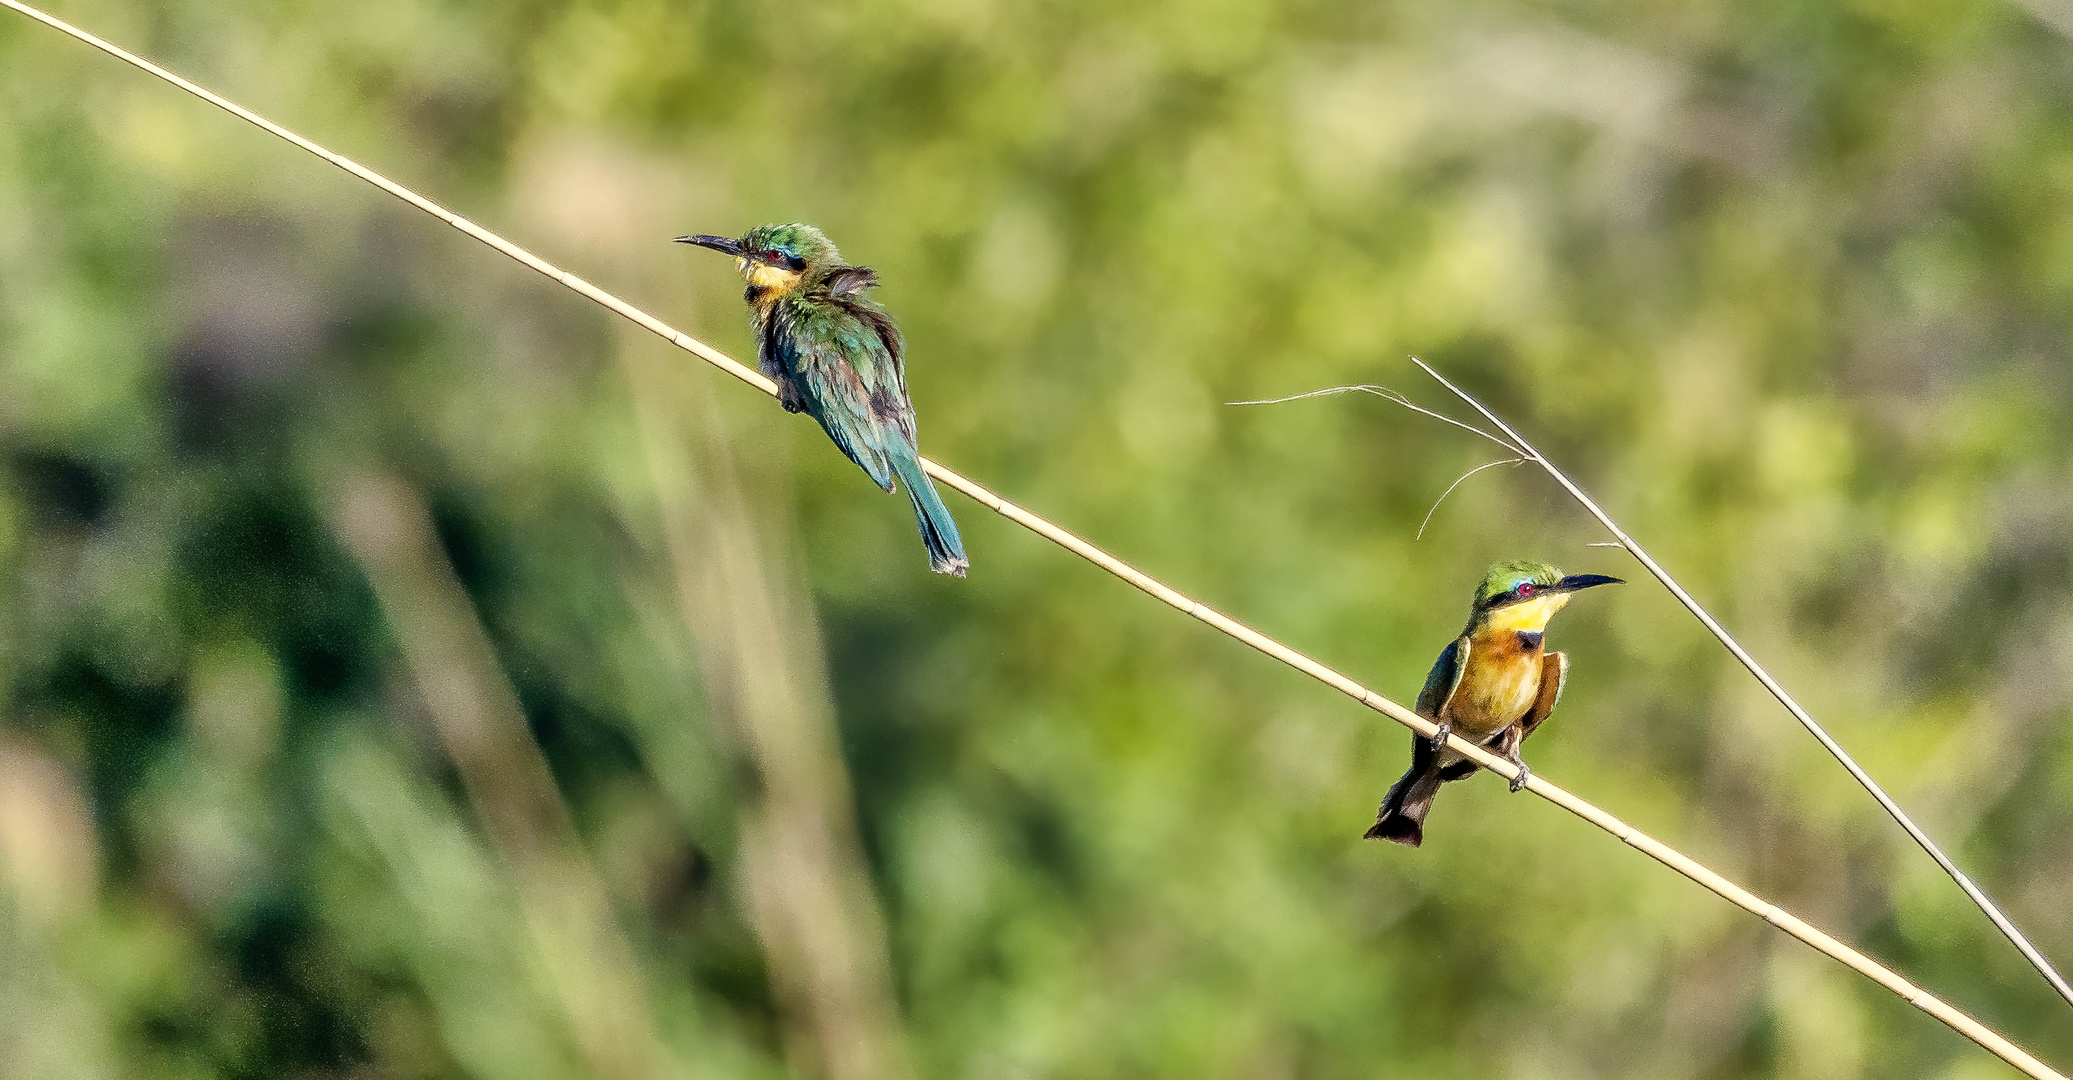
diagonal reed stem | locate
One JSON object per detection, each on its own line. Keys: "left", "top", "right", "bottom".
{"left": 0, "top": 2, "right": 2059, "bottom": 1074}
{"left": 1408, "top": 358, "right": 2073, "bottom": 1014}
{"left": 330, "top": 473, "right": 669, "bottom": 1080}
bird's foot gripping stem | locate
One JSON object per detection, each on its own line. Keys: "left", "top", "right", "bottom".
{"left": 1430, "top": 722, "right": 1451, "bottom": 753}
{"left": 1506, "top": 752, "right": 1531, "bottom": 793}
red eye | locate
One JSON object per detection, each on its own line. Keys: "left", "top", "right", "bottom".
{"left": 765, "top": 250, "right": 788, "bottom": 264}
{"left": 1517, "top": 583, "right": 1537, "bottom": 598}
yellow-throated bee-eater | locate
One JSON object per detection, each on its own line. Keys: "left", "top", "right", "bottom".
{"left": 1367, "top": 559, "right": 1621, "bottom": 846}
{"left": 676, "top": 223, "right": 968, "bottom": 576}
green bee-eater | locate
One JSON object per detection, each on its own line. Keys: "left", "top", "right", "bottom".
{"left": 1367, "top": 559, "right": 1621, "bottom": 846}
{"left": 676, "top": 223, "right": 968, "bottom": 576}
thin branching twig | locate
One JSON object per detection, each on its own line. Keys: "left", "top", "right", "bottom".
{"left": 1232, "top": 385, "right": 1528, "bottom": 455}
{"left": 1417, "top": 458, "right": 1527, "bottom": 540}
{"left": 3, "top": 4, "right": 2060, "bottom": 1075}
{"left": 1232, "top": 386, "right": 1530, "bottom": 540}
{"left": 1402, "top": 356, "right": 2073, "bottom": 1013}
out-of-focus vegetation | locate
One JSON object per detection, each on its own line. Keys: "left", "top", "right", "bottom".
{"left": 1, "top": 0, "right": 2071, "bottom": 1076}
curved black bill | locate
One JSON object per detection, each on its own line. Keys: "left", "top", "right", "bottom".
{"left": 674, "top": 234, "right": 745, "bottom": 256}
{"left": 1554, "top": 573, "right": 1624, "bottom": 593}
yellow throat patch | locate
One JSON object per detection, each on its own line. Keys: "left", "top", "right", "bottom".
{"left": 1480, "top": 591, "right": 1572, "bottom": 633}
{"left": 741, "top": 258, "right": 805, "bottom": 296}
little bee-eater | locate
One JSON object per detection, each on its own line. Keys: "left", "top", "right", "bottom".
{"left": 1367, "top": 559, "right": 1621, "bottom": 846}
{"left": 677, "top": 223, "right": 968, "bottom": 576}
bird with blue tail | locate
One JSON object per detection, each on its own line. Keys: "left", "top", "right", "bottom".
{"left": 1367, "top": 559, "right": 1621, "bottom": 846}
{"left": 677, "top": 223, "right": 967, "bottom": 576}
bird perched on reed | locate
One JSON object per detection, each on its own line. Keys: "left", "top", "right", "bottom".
{"left": 1367, "top": 559, "right": 1621, "bottom": 846}
{"left": 676, "top": 223, "right": 967, "bottom": 576}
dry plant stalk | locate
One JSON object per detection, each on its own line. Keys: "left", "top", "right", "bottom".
{"left": 626, "top": 345, "right": 912, "bottom": 1080}
{"left": 1, "top": 3, "right": 2061, "bottom": 1076}
{"left": 329, "top": 474, "right": 668, "bottom": 1080}
{"left": 1406, "top": 357, "right": 2073, "bottom": 1012}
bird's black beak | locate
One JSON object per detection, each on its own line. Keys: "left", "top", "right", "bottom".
{"left": 1554, "top": 573, "right": 1624, "bottom": 594}
{"left": 674, "top": 234, "right": 745, "bottom": 257}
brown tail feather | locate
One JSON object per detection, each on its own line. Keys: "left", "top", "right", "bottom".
{"left": 1365, "top": 762, "right": 1443, "bottom": 846}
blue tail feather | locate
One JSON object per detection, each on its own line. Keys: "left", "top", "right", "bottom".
{"left": 891, "top": 451, "right": 966, "bottom": 576}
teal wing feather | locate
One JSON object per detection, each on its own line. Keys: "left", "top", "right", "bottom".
{"left": 780, "top": 293, "right": 917, "bottom": 492}
{"left": 1414, "top": 636, "right": 1471, "bottom": 720}
{"left": 771, "top": 284, "right": 964, "bottom": 573}
{"left": 829, "top": 291, "right": 915, "bottom": 435}
{"left": 1400, "top": 636, "right": 1473, "bottom": 785}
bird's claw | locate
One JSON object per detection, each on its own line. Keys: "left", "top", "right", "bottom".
{"left": 1430, "top": 722, "right": 1451, "bottom": 752}
{"left": 1507, "top": 760, "right": 1531, "bottom": 793}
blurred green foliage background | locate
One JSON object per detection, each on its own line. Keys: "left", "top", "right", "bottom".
{"left": 1, "top": 0, "right": 2071, "bottom": 1076}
